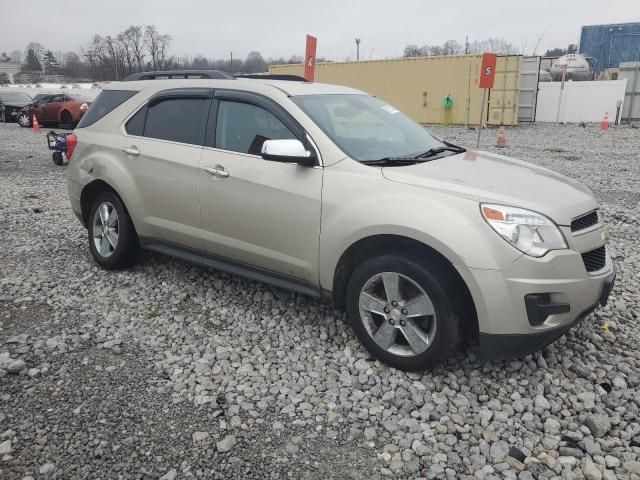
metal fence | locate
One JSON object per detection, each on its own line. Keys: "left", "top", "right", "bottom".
{"left": 619, "top": 62, "right": 640, "bottom": 123}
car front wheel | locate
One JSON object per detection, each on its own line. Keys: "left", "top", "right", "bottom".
{"left": 88, "top": 192, "right": 140, "bottom": 269}
{"left": 17, "top": 113, "right": 32, "bottom": 127}
{"left": 346, "top": 254, "right": 460, "bottom": 371}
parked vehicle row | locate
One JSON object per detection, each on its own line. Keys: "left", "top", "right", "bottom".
{"left": 0, "top": 91, "right": 91, "bottom": 127}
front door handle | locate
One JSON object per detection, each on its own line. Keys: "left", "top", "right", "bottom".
{"left": 122, "top": 146, "right": 140, "bottom": 157}
{"left": 204, "top": 165, "right": 229, "bottom": 178}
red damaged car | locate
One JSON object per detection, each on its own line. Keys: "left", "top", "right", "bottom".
{"left": 17, "top": 93, "right": 91, "bottom": 128}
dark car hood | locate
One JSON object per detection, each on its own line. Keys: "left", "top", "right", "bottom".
{"left": 2, "top": 101, "right": 31, "bottom": 108}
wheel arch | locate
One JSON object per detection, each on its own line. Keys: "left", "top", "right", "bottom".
{"left": 331, "top": 234, "right": 478, "bottom": 342}
{"left": 80, "top": 179, "right": 133, "bottom": 230}
{"left": 59, "top": 109, "right": 72, "bottom": 123}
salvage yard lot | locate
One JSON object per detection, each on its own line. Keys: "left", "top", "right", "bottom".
{"left": 1, "top": 122, "right": 639, "bottom": 479}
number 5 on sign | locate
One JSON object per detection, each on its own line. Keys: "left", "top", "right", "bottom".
{"left": 479, "top": 53, "right": 497, "bottom": 89}
{"left": 476, "top": 53, "right": 497, "bottom": 147}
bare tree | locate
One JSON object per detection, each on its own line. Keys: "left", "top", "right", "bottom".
{"left": 468, "top": 38, "right": 519, "bottom": 55}
{"left": 120, "top": 26, "right": 145, "bottom": 72}
{"left": 441, "top": 40, "right": 462, "bottom": 56}
{"left": 403, "top": 44, "right": 422, "bottom": 57}
{"left": 144, "top": 25, "right": 172, "bottom": 70}
{"left": 25, "top": 42, "right": 45, "bottom": 67}
{"left": 244, "top": 51, "right": 267, "bottom": 73}
{"left": 62, "top": 51, "right": 86, "bottom": 79}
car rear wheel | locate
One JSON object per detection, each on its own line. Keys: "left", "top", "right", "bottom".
{"left": 17, "top": 113, "right": 32, "bottom": 127}
{"left": 346, "top": 254, "right": 460, "bottom": 371}
{"left": 88, "top": 192, "right": 140, "bottom": 270}
{"left": 60, "top": 111, "right": 73, "bottom": 127}
{"left": 0, "top": 110, "right": 6, "bottom": 122}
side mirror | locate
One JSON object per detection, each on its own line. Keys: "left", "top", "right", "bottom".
{"left": 261, "top": 139, "right": 316, "bottom": 167}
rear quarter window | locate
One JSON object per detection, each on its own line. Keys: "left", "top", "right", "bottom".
{"left": 77, "top": 90, "right": 137, "bottom": 128}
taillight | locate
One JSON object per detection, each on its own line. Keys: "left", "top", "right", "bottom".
{"left": 66, "top": 133, "right": 78, "bottom": 160}
{"left": 80, "top": 103, "right": 89, "bottom": 111}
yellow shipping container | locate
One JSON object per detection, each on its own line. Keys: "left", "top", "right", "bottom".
{"left": 270, "top": 55, "right": 521, "bottom": 126}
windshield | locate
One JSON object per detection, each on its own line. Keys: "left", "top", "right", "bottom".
{"left": 0, "top": 92, "right": 33, "bottom": 103}
{"left": 292, "top": 94, "right": 447, "bottom": 162}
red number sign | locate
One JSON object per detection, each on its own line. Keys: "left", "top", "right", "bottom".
{"left": 479, "top": 53, "right": 497, "bottom": 89}
{"left": 304, "top": 35, "right": 317, "bottom": 82}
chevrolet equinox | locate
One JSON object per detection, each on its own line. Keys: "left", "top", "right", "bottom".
{"left": 65, "top": 70, "right": 616, "bottom": 371}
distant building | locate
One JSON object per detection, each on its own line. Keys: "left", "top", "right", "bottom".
{"left": 579, "top": 22, "right": 640, "bottom": 74}
{"left": 0, "top": 62, "right": 21, "bottom": 83}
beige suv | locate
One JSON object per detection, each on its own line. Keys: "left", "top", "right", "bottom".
{"left": 66, "top": 70, "right": 616, "bottom": 370}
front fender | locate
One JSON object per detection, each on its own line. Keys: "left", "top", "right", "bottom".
{"left": 318, "top": 162, "right": 521, "bottom": 290}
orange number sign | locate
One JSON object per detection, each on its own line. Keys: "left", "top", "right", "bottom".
{"left": 479, "top": 53, "right": 497, "bottom": 89}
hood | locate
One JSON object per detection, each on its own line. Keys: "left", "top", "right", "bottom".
{"left": 381, "top": 150, "right": 598, "bottom": 226}
{"left": 2, "top": 100, "right": 31, "bottom": 108}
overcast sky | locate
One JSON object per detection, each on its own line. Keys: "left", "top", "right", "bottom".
{"left": 1, "top": 0, "right": 639, "bottom": 61}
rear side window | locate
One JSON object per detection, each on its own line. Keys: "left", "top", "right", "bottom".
{"left": 142, "top": 98, "right": 209, "bottom": 145}
{"left": 77, "top": 90, "right": 137, "bottom": 128}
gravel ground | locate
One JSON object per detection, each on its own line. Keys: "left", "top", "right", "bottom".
{"left": 1, "top": 121, "right": 639, "bottom": 480}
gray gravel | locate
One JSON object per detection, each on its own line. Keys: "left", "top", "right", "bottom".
{"left": 1, "top": 121, "right": 639, "bottom": 479}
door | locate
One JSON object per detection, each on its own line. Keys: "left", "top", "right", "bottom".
{"left": 487, "top": 55, "right": 520, "bottom": 125}
{"left": 120, "top": 90, "right": 212, "bottom": 249}
{"left": 518, "top": 56, "right": 541, "bottom": 122}
{"left": 40, "top": 94, "right": 64, "bottom": 122}
{"left": 199, "top": 91, "right": 323, "bottom": 285}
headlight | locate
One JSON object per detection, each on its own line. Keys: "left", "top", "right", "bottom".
{"left": 481, "top": 204, "right": 567, "bottom": 257}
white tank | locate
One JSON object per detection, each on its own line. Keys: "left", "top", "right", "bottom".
{"left": 550, "top": 53, "right": 594, "bottom": 81}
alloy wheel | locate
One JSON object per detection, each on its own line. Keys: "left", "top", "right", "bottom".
{"left": 92, "top": 202, "right": 119, "bottom": 258}
{"left": 358, "top": 271, "right": 437, "bottom": 357}
{"left": 18, "top": 114, "right": 31, "bottom": 127}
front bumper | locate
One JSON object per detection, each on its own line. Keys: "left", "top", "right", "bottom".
{"left": 456, "top": 244, "right": 616, "bottom": 359}
{"left": 478, "top": 267, "right": 615, "bottom": 359}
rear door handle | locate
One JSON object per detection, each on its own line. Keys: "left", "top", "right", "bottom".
{"left": 122, "top": 146, "right": 140, "bottom": 157}
{"left": 204, "top": 165, "right": 229, "bottom": 178}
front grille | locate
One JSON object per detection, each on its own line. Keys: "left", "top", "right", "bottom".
{"left": 571, "top": 210, "right": 599, "bottom": 232}
{"left": 582, "top": 246, "right": 606, "bottom": 273}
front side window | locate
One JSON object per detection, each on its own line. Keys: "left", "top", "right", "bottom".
{"left": 143, "top": 98, "right": 209, "bottom": 145}
{"left": 215, "top": 100, "right": 296, "bottom": 155}
{"left": 292, "top": 94, "right": 446, "bottom": 162}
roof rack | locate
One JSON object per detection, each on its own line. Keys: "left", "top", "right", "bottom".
{"left": 235, "top": 74, "right": 308, "bottom": 82}
{"left": 121, "top": 70, "right": 234, "bottom": 81}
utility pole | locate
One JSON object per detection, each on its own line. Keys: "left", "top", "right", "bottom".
{"left": 230, "top": 52, "right": 233, "bottom": 73}
{"left": 355, "top": 38, "right": 361, "bottom": 61}
{"left": 465, "top": 36, "right": 469, "bottom": 54}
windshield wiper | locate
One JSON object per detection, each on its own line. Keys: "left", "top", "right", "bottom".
{"left": 360, "top": 157, "right": 426, "bottom": 166}
{"left": 415, "top": 145, "right": 466, "bottom": 159}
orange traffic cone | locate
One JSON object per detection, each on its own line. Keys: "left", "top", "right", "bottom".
{"left": 600, "top": 112, "right": 609, "bottom": 131}
{"left": 32, "top": 114, "right": 40, "bottom": 134}
{"left": 496, "top": 127, "right": 507, "bottom": 148}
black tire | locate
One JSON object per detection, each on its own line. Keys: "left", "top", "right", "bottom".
{"left": 346, "top": 254, "right": 460, "bottom": 371}
{"left": 52, "top": 151, "right": 64, "bottom": 166}
{"left": 17, "top": 113, "right": 32, "bottom": 128}
{"left": 87, "top": 191, "right": 140, "bottom": 270}
{"left": 60, "top": 110, "right": 73, "bottom": 125}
